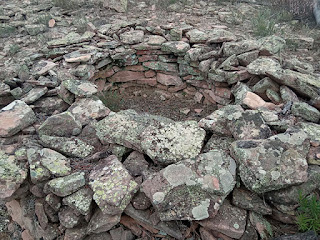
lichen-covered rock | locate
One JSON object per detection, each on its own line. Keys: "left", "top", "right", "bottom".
{"left": 207, "top": 28, "right": 237, "bottom": 43}
{"left": 58, "top": 207, "right": 81, "bottom": 228}
{"left": 38, "top": 112, "right": 82, "bottom": 137}
{"left": 198, "top": 200, "right": 247, "bottom": 239}
{"left": 39, "top": 148, "right": 71, "bottom": 177}
{"left": 199, "top": 105, "right": 244, "bottom": 136}
{"left": 265, "top": 165, "right": 320, "bottom": 207}
{"left": 21, "top": 87, "right": 48, "bottom": 104}
{"left": 161, "top": 41, "right": 191, "bottom": 55}
{"left": 62, "top": 79, "right": 97, "bottom": 97}
{"left": 232, "top": 188, "right": 272, "bottom": 215}
{"left": 229, "top": 110, "right": 272, "bottom": 140}
{"left": 89, "top": 155, "right": 138, "bottom": 215}
{"left": 47, "top": 31, "right": 95, "bottom": 48}
{"left": 87, "top": 208, "right": 121, "bottom": 234}
{"left": 68, "top": 98, "right": 111, "bottom": 126}
{"left": 186, "top": 29, "right": 208, "bottom": 43}
{"left": 103, "top": 0, "right": 127, "bottom": 12}
{"left": 203, "top": 135, "right": 234, "bottom": 153}
{"left": 27, "top": 148, "right": 51, "bottom": 184}
{"left": 141, "top": 150, "right": 236, "bottom": 221}
{"left": 223, "top": 40, "right": 261, "bottom": 57}
{"left": 140, "top": 121, "right": 206, "bottom": 165}
{"left": 297, "top": 122, "right": 320, "bottom": 142}
{"left": 156, "top": 73, "right": 183, "bottom": 86}
{"left": 143, "top": 61, "right": 178, "bottom": 72}
{"left": 0, "top": 100, "right": 36, "bottom": 137}
{"left": 247, "top": 57, "right": 282, "bottom": 75}
{"left": 39, "top": 135, "right": 95, "bottom": 158}
{"left": 266, "top": 68, "right": 320, "bottom": 99}
{"left": 122, "top": 151, "right": 149, "bottom": 177}
{"left": 94, "top": 109, "right": 173, "bottom": 151}
{"left": 0, "top": 150, "right": 27, "bottom": 199}
{"left": 231, "top": 130, "right": 309, "bottom": 194}
{"left": 120, "top": 30, "right": 144, "bottom": 44}
{"left": 47, "top": 172, "right": 86, "bottom": 197}
{"left": 249, "top": 212, "right": 273, "bottom": 239}
{"left": 291, "top": 102, "right": 320, "bottom": 123}
{"left": 259, "top": 35, "right": 286, "bottom": 56}
{"left": 62, "top": 188, "right": 93, "bottom": 215}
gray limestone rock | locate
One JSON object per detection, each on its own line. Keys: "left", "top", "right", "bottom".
{"left": 27, "top": 148, "right": 51, "bottom": 184}
{"left": 231, "top": 130, "right": 309, "bottom": 194}
{"left": 247, "top": 57, "right": 282, "bottom": 76}
{"left": 141, "top": 150, "right": 236, "bottom": 221}
{"left": 161, "top": 41, "right": 191, "bottom": 55}
{"left": 259, "top": 35, "right": 286, "bottom": 56}
{"left": 207, "top": 28, "right": 237, "bottom": 43}
{"left": 223, "top": 40, "right": 261, "bottom": 57}
{"left": 120, "top": 30, "right": 144, "bottom": 44}
{"left": 186, "top": 29, "right": 208, "bottom": 43}
{"left": 62, "top": 79, "right": 97, "bottom": 98}
{"left": 47, "top": 172, "right": 86, "bottom": 197}
{"left": 89, "top": 155, "right": 138, "bottom": 215}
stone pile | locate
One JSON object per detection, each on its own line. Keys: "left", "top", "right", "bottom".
{"left": 1, "top": 1, "right": 320, "bottom": 240}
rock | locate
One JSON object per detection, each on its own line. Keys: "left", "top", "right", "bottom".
{"left": 143, "top": 61, "right": 178, "bottom": 72}
{"left": 266, "top": 69, "right": 320, "bottom": 99}
{"left": 283, "top": 58, "right": 314, "bottom": 74}
{"left": 203, "top": 135, "right": 234, "bottom": 153}
{"left": 84, "top": 232, "right": 112, "bottom": 240}
{"left": 89, "top": 155, "right": 138, "bottom": 215}
{"left": 103, "top": 0, "right": 127, "bottom": 12}
{"left": 265, "top": 165, "right": 320, "bottom": 207}
{"left": 58, "top": 207, "right": 81, "bottom": 228}
{"left": 62, "top": 79, "right": 97, "bottom": 97}
{"left": 229, "top": 110, "right": 272, "bottom": 140}
{"left": 62, "top": 188, "right": 93, "bottom": 215}
{"left": 131, "top": 192, "right": 151, "bottom": 210}
{"left": 207, "top": 28, "right": 237, "bottom": 43}
{"left": 198, "top": 200, "right": 247, "bottom": 239}
{"left": 291, "top": 102, "right": 320, "bottom": 122}
{"left": 0, "top": 150, "right": 27, "bottom": 199}
{"left": 25, "top": 24, "right": 46, "bottom": 36}
{"left": 186, "top": 29, "right": 208, "bottom": 43}
{"left": 32, "top": 60, "right": 56, "bottom": 76}
{"left": 252, "top": 77, "right": 279, "bottom": 94}
{"left": 249, "top": 212, "right": 273, "bottom": 239}
{"left": 285, "top": 36, "right": 314, "bottom": 49}
{"left": 231, "top": 130, "right": 309, "bottom": 194}
{"left": 47, "top": 31, "right": 95, "bottom": 48}
{"left": 141, "top": 150, "right": 236, "bottom": 221}
{"left": 0, "top": 100, "right": 36, "bottom": 137}
{"left": 259, "top": 35, "right": 286, "bottom": 56}
{"left": 122, "top": 151, "right": 149, "bottom": 177}
{"left": 237, "top": 50, "right": 259, "bottom": 66}
{"left": 140, "top": 121, "right": 206, "bottom": 165}
{"left": 108, "top": 70, "right": 145, "bottom": 83}
{"left": 161, "top": 41, "right": 191, "bottom": 55}
{"left": 68, "top": 98, "right": 111, "bottom": 126}
{"left": 124, "top": 204, "right": 184, "bottom": 240}
{"left": 64, "top": 225, "right": 87, "bottom": 240}
{"left": 273, "top": 231, "right": 318, "bottom": 240}
{"left": 242, "top": 92, "right": 279, "bottom": 110}
{"left": 223, "top": 40, "right": 261, "bottom": 56}
{"left": 199, "top": 105, "right": 244, "bottom": 136}
{"left": 120, "top": 30, "right": 144, "bottom": 44}
{"left": 232, "top": 188, "right": 272, "bottom": 215}
{"left": 87, "top": 208, "right": 121, "bottom": 234}
{"left": 27, "top": 148, "right": 51, "bottom": 184}
{"left": 33, "top": 97, "right": 69, "bottom": 114}
{"left": 94, "top": 109, "right": 173, "bottom": 151}
{"left": 156, "top": 73, "right": 183, "bottom": 86}
{"left": 47, "top": 172, "right": 86, "bottom": 197}
{"left": 38, "top": 112, "right": 82, "bottom": 137}
{"left": 45, "top": 193, "right": 61, "bottom": 212}
{"left": 218, "top": 54, "right": 239, "bottom": 70}
{"left": 39, "top": 135, "right": 95, "bottom": 158}
{"left": 21, "top": 87, "right": 48, "bottom": 104}
{"left": 110, "top": 226, "right": 135, "bottom": 240}
{"left": 297, "top": 122, "right": 320, "bottom": 142}
{"left": 247, "top": 57, "right": 282, "bottom": 75}
{"left": 147, "top": 35, "right": 167, "bottom": 45}
{"left": 64, "top": 51, "right": 92, "bottom": 63}
{"left": 39, "top": 148, "right": 71, "bottom": 177}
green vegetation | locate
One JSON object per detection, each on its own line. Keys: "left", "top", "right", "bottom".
{"left": 296, "top": 192, "right": 320, "bottom": 234}
{"left": 35, "top": 14, "right": 52, "bottom": 26}
{"left": 97, "top": 90, "right": 124, "bottom": 112}
{"left": 251, "top": 9, "right": 277, "bottom": 37}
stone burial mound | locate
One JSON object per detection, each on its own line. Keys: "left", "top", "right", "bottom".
{"left": 2, "top": 6, "right": 320, "bottom": 240}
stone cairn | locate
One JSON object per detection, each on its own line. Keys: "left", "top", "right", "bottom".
{"left": 1, "top": 18, "right": 320, "bottom": 240}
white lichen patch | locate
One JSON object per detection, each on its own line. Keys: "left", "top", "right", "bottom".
{"left": 192, "top": 199, "right": 210, "bottom": 220}
{"left": 163, "top": 164, "right": 193, "bottom": 187}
